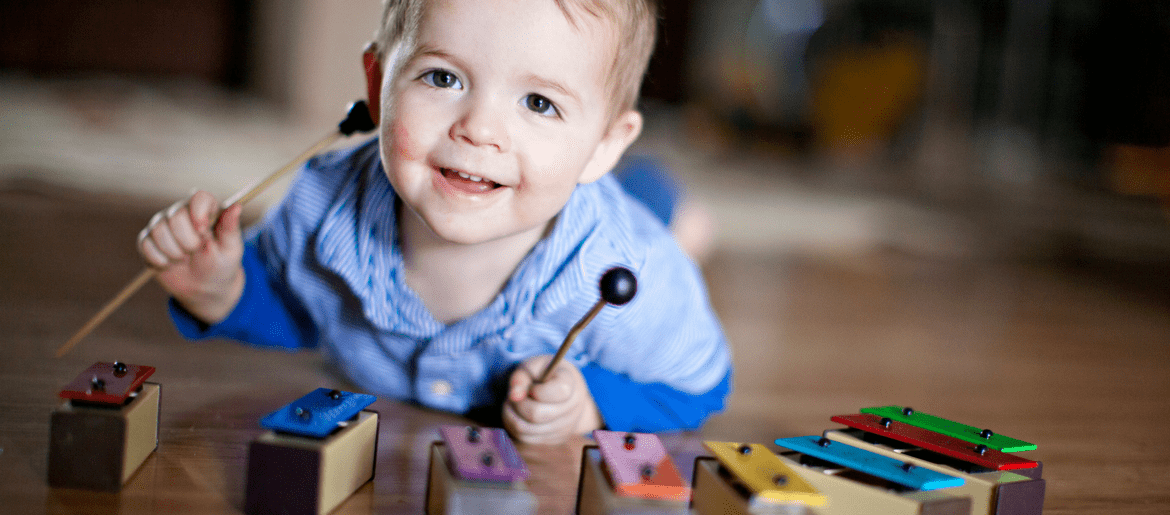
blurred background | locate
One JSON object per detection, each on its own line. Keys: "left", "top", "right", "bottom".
{"left": 2, "top": 0, "right": 1168, "bottom": 290}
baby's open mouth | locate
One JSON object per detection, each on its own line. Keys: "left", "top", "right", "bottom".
{"left": 440, "top": 168, "right": 501, "bottom": 191}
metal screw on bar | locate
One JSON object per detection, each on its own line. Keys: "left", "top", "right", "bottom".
{"left": 901, "top": 462, "right": 916, "bottom": 472}
{"left": 468, "top": 426, "right": 481, "bottom": 443}
{"left": 641, "top": 464, "right": 655, "bottom": 479}
{"left": 624, "top": 433, "right": 636, "bottom": 450}
{"left": 773, "top": 474, "right": 788, "bottom": 487}
{"left": 481, "top": 453, "right": 494, "bottom": 467}
{"left": 296, "top": 407, "right": 311, "bottom": 421}
{"left": 880, "top": 417, "right": 893, "bottom": 428}
{"left": 328, "top": 389, "right": 342, "bottom": 400}
{"left": 91, "top": 377, "right": 105, "bottom": 391}
{"left": 902, "top": 407, "right": 915, "bottom": 416}
{"left": 817, "top": 437, "right": 832, "bottom": 447}
{"left": 738, "top": 444, "right": 753, "bottom": 455}
{"left": 980, "top": 429, "right": 994, "bottom": 439}
{"left": 974, "top": 444, "right": 988, "bottom": 456}
{"left": 112, "top": 362, "right": 127, "bottom": 376}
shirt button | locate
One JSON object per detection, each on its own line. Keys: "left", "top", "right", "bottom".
{"left": 430, "top": 380, "right": 453, "bottom": 397}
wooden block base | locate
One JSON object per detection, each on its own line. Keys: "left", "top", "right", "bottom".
{"left": 992, "top": 475, "right": 1045, "bottom": 515}
{"left": 691, "top": 456, "right": 813, "bottom": 515}
{"left": 425, "top": 442, "right": 536, "bottom": 515}
{"left": 244, "top": 410, "right": 378, "bottom": 515}
{"left": 47, "top": 381, "right": 160, "bottom": 491}
{"left": 576, "top": 446, "right": 690, "bottom": 515}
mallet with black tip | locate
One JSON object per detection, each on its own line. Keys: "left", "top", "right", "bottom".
{"left": 536, "top": 267, "right": 637, "bottom": 384}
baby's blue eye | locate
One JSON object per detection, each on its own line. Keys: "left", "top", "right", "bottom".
{"left": 423, "top": 70, "right": 462, "bottom": 89}
{"left": 524, "top": 94, "right": 558, "bottom": 117}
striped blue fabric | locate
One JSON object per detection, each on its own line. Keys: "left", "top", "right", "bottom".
{"left": 203, "top": 139, "right": 731, "bottom": 419}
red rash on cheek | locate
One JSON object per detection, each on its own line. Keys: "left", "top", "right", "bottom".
{"left": 390, "top": 123, "right": 418, "bottom": 161}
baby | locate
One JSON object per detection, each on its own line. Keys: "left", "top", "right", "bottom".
{"left": 139, "top": 0, "right": 731, "bottom": 444}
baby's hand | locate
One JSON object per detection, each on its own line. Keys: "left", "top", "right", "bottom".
{"left": 137, "top": 190, "right": 245, "bottom": 325}
{"left": 503, "top": 355, "right": 602, "bottom": 445}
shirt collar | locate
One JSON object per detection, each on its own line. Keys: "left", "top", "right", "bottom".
{"left": 314, "top": 149, "right": 605, "bottom": 344}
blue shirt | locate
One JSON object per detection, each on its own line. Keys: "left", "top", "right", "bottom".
{"left": 171, "top": 139, "right": 732, "bottom": 432}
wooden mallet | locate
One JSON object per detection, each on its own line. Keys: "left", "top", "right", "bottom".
{"left": 536, "top": 267, "right": 637, "bottom": 384}
{"left": 55, "top": 100, "right": 376, "bottom": 358}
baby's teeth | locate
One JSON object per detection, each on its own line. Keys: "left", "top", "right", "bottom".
{"left": 457, "top": 171, "right": 483, "bottom": 182}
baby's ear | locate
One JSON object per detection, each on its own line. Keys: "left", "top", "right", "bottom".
{"left": 362, "top": 42, "right": 383, "bottom": 123}
{"left": 579, "top": 110, "right": 644, "bottom": 184}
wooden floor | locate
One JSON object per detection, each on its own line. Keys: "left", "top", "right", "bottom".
{"left": 1, "top": 179, "right": 1168, "bottom": 514}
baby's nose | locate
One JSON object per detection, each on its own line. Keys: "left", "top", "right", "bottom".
{"left": 453, "top": 99, "right": 510, "bottom": 152}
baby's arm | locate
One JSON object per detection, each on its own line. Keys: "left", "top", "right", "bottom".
{"left": 137, "top": 190, "right": 245, "bottom": 325}
{"left": 580, "top": 365, "right": 731, "bottom": 433}
{"left": 503, "top": 355, "right": 603, "bottom": 445}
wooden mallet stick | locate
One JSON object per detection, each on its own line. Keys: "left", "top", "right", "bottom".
{"left": 55, "top": 101, "right": 376, "bottom": 358}
{"left": 536, "top": 267, "right": 637, "bottom": 384}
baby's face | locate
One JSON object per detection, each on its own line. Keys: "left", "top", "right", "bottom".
{"left": 379, "top": 0, "right": 623, "bottom": 246}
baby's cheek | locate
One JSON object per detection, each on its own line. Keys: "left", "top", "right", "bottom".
{"left": 389, "top": 122, "right": 419, "bottom": 162}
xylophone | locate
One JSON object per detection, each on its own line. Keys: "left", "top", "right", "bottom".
{"left": 692, "top": 406, "right": 1043, "bottom": 515}
{"left": 419, "top": 406, "right": 1042, "bottom": 514}
{"left": 820, "top": 407, "right": 1045, "bottom": 515}
{"left": 46, "top": 365, "right": 381, "bottom": 512}
{"left": 244, "top": 388, "right": 380, "bottom": 515}
{"left": 47, "top": 361, "right": 160, "bottom": 491}
{"left": 690, "top": 441, "right": 824, "bottom": 514}
{"left": 44, "top": 266, "right": 1042, "bottom": 514}
{"left": 425, "top": 425, "right": 536, "bottom": 514}
{"left": 576, "top": 430, "right": 692, "bottom": 515}
{"left": 45, "top": 372, "right": 1043, "bottom": 514}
